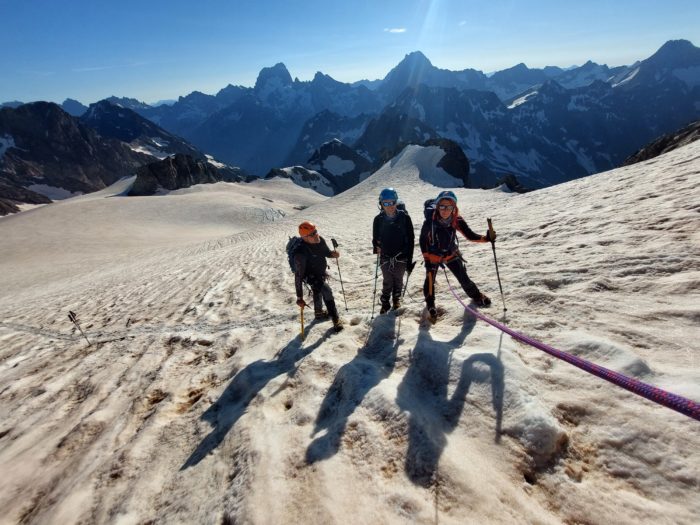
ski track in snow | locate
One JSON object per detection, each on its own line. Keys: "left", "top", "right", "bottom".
{"left": 0, "top": 144, "right": 699, "bottom": 524}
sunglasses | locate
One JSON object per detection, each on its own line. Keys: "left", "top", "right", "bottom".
{"left": 381, "top": 200, "right": 396, "bottom": 207}
{"left": 303, "top": 230, "right": 318, "bottom": 238}
{"left": 438, "top": 204, "right": 455, "bottom": 211}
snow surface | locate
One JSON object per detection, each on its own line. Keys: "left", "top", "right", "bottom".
{"left": 0, "top": 143, "right": 698, "bottom": 524}
{"left": 322, "top": 155, "right": 355, "bottom": 176}
{"left": 612, "top": 67, "right": 640, "bottom": 87}
{"left": 508, "top": 92, "right": 538, "bottom": 109}
{"left": 26, "top": 183, "right": 82, "bottom": 200}
{"left": 280, "top": 166, "right": 334, "bottom": 197}
{"left": 205, "top": 154, "right": 227, "bottom": 169}
{"left": 127, "top": 143, "right": 168, "bottom": 159}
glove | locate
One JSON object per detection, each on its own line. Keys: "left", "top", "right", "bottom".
{"left": 486, "top": 229, "right": 497, "bottom": 242}
{"left": 296, "top": 298, "right": 307, "bottom": 307}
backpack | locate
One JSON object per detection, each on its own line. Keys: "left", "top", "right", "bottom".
{"left": 423, "top": 198, "right": 458, "bottom": 253}
{"left": 423, "top": 198, "right": 436, "bottom": 221}
{"left": 286, "top": 236, "right": 304, "bottom": 273}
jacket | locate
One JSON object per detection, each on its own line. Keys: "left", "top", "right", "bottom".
{"left": 294, "top": 236, "right": 333, "bottom": 296}
{"left": 419, "top": 213, "right": 487, "bottom": 265}
{"left": 372, "top": 210, "right": 414, "bottom": 261}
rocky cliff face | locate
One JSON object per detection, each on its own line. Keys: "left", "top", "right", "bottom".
{"left": 0, "top": 102, "right": 151, "bottom": 214}
{"left": 307, "top": 139, "right": 373, "bottom": 194}
{"left": 623, "top": 120, "right": 700, "bottom": 165}
{"left": 129, "top": 154, "right": 247, "bottom": 196}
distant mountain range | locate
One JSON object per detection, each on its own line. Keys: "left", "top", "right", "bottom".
{"left": 0, "top": 101, "right": 247, "bottom": 213}
{"left": 2, "top": 39, "right": 699, "bottom": 207}
{"left": 113, "top": 39, "right": 700, "bottom": 185}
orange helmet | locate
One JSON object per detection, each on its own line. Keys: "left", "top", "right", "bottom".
{"left": 298, "top": 221, "right": 317, "bottom": 237}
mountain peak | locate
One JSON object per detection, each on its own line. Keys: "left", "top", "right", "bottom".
{"left": 382, "top": 51, "right": 436, "bottom": 90}
{"left": 644, "top": 39, "right": 700, "bottom": 69}
{"left": 254, "top": 63, "right": 293, "bottom": 91}
{"left": 402, "top": 51, "right": 432, "bottom": 67}
{"left": 311, "top": 71, "right": 342, "bottom": 87}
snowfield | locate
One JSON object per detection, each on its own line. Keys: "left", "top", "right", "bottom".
{"left": 0, "top": 142, "right": 698, "bottom": 524}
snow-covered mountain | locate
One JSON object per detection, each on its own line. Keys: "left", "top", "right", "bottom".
{"left": 3, "top": 40, "right": 698, "bottom": 190}
{"left": 0, "top": 102, "right": 151, "bottom": 213}
{"left": 81, "top": 100, "right": 208, "bottom": 160}
{"left": 0, "top": 140, "right": 698, "bottom": 524}
{"left": 150, "top": 40, "right": 699, "bottom": 183}
{"left": 306, "top": 138, "right": 373, "bottom": 193}
{"left": 283, "top": 110, "right": 371, "bottom": 168}
{"left": 264, "top": 165, "right": 335, "bottom": 196}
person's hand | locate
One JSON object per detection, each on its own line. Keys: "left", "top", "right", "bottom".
{"left": 330, "top": 250, "right": 339, "bottom": 258}
{"left": 486, "top": 229, "right": 497, "bottom": 242}
{"left": 375, "top": 247, "right": 381, "bottom": 257}
{"left": 296, "top": 298, "right": 307, "bottom": 307}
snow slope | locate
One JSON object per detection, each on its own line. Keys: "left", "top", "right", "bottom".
{"left": 0, "top": 142, "right": 698, "bottom": 524}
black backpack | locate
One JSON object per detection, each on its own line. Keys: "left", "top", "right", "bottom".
{"left": 423, "top": 198, "right": 436, "bottom": 221}
{"left": 286, "top": 236, "right": 304, "bottom": 273}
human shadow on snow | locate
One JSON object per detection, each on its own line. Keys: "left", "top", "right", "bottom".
{"left": 181, "top": 322, "right": 333, "bottom": 469}
{"left": 305, "top": 314, "right": 399, "bottom": 464}
{"left": 396, "top": 312, "right": 504, "bottom": 487}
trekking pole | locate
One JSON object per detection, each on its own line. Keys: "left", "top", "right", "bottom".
{"left": 68, "top": 310, "right": 91, "bottom": 346}
{"left": 487, "top": 219, "right": 507, "bottom": 314}
{"left": 370, "top": 254, "right": 379, "bottom": 320}
{"left": 300, "top": 305, "right": 305, "bottom": 340}
{"left": 401, "top": 261, "right": 417, "bottom": 300}
{"left": 330, "top": 238, "right": 348, "bottom": 311}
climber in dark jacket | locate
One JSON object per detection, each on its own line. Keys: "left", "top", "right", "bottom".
{"left": 419, "top": 190, "right": 495, "bottom": 322}
{"left": 372, "top": 187, "right": 414, "bottom": 313}
{"left": 294, "top": 221, "right": 343, "bottom": 331}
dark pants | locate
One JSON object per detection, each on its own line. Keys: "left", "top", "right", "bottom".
{"left": 309, "top": 277, "right": 339, "bottom": 321}
{"left": 380, "top": 257, "right": 407, "bottom": 307}
{"left": 423, "top": 258, "right": 481, "bottom": 308}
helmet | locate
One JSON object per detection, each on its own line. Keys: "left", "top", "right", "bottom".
{"left": 378, "top": 187, "right": 398, "bottom": 203}
{"left": 436, "top": 190, "right": 457, "bottom": 204}
{"left": 298, "top": 221, "right": 317, "bottom": 236}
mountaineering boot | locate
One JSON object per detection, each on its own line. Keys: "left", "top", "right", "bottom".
{"left": 314, "top": 310, "right": 330, "bottom": 321}
{"left": 392, "top": 297, "right": 401, "bottom": 310}
{"left": 476, "top": 294, "right": 491, "bottom": 307}
{"left": 428, "top": 306, "right": 438, "bottom": 324}
{"left": 379, "top": 302, "right": 390, "bottom": 315}
{"left": 332, "top": 317, "right": 344, "bottom": 332}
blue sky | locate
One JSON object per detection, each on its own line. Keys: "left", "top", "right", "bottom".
{"left": 2, "top": 0, "right": 699, "bottom": 105}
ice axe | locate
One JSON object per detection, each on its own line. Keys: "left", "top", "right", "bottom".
{"left": 330, "top": 238, "right": 348, "bottom": 311}
{"left": 300, "top": 304, "right": 305, "bottom": 340}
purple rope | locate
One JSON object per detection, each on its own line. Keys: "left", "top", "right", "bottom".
{"left": 442, "top": 269, "right": 700, "bottom": 422}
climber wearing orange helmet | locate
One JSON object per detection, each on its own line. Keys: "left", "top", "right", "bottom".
{"left": 293, "top": 221, "right": 343, "bottom": 332}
